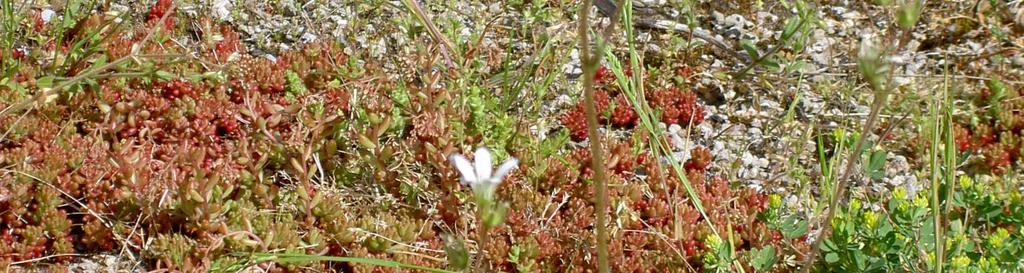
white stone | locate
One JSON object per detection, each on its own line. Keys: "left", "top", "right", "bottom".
{"left": 634, "top": 0, "right": 666, "bottom": 8}
{"left": 724, "top": 14, "right": 746, "bottom": 29}
{"left": 712, "top": 11, "right": 725, "bottom": 25}
{"left": 211, "top": 0, "right": 232, "bottom": 21}
{"left": 300, "top": 33, "right": 317, "bottom": 43}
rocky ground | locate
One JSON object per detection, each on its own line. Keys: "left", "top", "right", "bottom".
{"left": 6, "top": 0, "right": 1024, "bottom": 271}
{"left": 205, "top": 0, "right": 1024, "bottom": 199}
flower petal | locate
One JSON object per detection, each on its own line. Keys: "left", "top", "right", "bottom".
{"left": 449, "top": 154, "right": 476, "bottom": 184}
{"left": 474, "top": 147, "right": 492, "bottom": 181}
{"left": 492, "top": 157, "right": 519, "bottom": 184}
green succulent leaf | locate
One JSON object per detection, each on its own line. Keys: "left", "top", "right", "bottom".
{"left": 750, "top": 245, "right": 778, "bottom": 272}
{"left": 825, "top": 252, "right": 839, "bottom": 263}
{"left": 865, "top": 149, "right": 887, "bottom": 180}
{"left": 780, "top": 215, "right": 809, "bottom": 239}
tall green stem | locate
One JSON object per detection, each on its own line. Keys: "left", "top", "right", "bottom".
{"left": 575, "top": 0, "right": 628, "bottom": 272}
{"left": 574, "top": 1, "right": 607, "bottom": 271}
{"left": 475, "top": 214, "right": 490, "bottom": 273}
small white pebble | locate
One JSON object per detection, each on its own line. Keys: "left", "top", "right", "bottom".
{"left": 300, "top": 33, "right": 318, "bottom": 43}
{"left": 212, "top": 0, "right": 232, "bottom": 21}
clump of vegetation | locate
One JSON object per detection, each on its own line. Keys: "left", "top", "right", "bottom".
{"left": 560, "top": 66, "right": 703, "bottom": 141}
{"left": 0, "top": 0, "right": 1021, "bottom": 272}
{"left": 954, "top": 80, "right": 1024, "bottom": 175}
{"left": 820, "top": 176, "right": 1023, "bottom": 273}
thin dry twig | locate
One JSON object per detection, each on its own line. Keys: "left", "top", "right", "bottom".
{"left": 401, "top": 0, "right": 459, "bottom": 69}
{"left": 9, "top": 253, "right": 85, "bottom": 266}
{"left": 592, "top": 1, "right": 748, "bottom": 62}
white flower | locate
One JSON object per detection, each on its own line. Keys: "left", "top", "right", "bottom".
{"left": 449, "top": 147, "right": 518, "bottom": 200}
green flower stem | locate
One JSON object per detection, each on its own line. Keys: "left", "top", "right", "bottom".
{"left": 475, "top": 216, "right": 490, "bottom": 273}
{"left": 575, "top": 1, "right": 628, "bottom": 272}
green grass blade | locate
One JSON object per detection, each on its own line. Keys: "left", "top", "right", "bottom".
{"left": 603, "top": 3, "right": 719, "bottom": 238}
